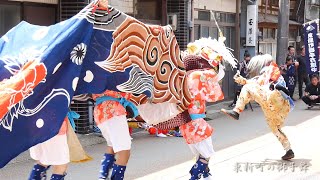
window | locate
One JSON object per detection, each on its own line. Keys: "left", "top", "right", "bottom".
{"left": 23, "top": 5, "right": 56, "bottom": 26}
{"left": 262, "top": 28, "right": 275, "bottom": 39}
{"left": 220, "top": 13, "right": 227, "bottom": 22}
{"left": 211, "top": 12, "right": 235, "bottom": 23}
{"left": 306, "top": 5, "right": 320, "bottom": 21}
{"left": 260, "top": 42, "right": 277, "bottom": 57}
{"left": 224, "top": 27, "right": 236, "bottom": 51}
{"left": 289, "top": 30, "right": 297, "bottom": 40}
{"left": 270, "top": 0, "right": 278, "bottom": 6}
{"left": 214, "top": 12, "right": 220, "bottom": 22}
{"left": 210, "top": 27, "right": 218, "bottom": 39}
{"left": 0, "top": 4, "right": 21, "bottom": 36}
{"left": 225, "top": 27, "right": 231, "bottom": 47}
{"left": 230, "top": 27, "right": 236, "bottom": 51}
{"left": 198, "top": 11, "right": 210, "bottom": 21}
{"left": 226, "top": 14, "right": 235, "bottom": 23}
{"left": 194, "top": 24, "right": 200, "bottom": 40}
{"left": 201, "top": 26, "right": 209, "bottom": 38}
{"left": 135, "top": 0, "right": 161, "bottom": 20}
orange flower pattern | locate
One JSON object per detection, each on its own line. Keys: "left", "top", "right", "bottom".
{"left": 180, "top": 118, "right": 214, "bottom": 144}
{"left": 187, "top": 70, "right": 224, "bottom": 115}
{"left": 180, "top": 70, "right": 222, "bottom": 144}
{"left": 93, "top": 90, "right": 131, "bottom": 125}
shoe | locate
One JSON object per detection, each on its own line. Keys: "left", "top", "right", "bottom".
{"left": 157, "top": 133, "right": 167, "bottom": 138}
{"left": 228, "top": 103, "right": 235, "bottom": 108}
{"left": 174, "top": 131, "right": 182, "bottom": 137}
{"left": 221, "top": 109, "right": 239, "bottom": 120}
{"left": 111, "top": 164, "right": 126, "bottom": 180}
{"left": 281, "top": 149, "right": 295, "bottom": 160}
{"left": 51, "top": 174, "right": 66, "bottom": 180}
{"left": 28, "top": 164, "right": 50, "bottom": 180}
{"left": 189, "top": 158, "right": 209, "bottom": 180}
{"left": 204, "top": 117, "right": 212, "bottom": 121}
{"left": 99, "top": 154, "right": 116, "bottom": 179}
{"left": 203, "top": 166, "right": 212, "bottom": 179}
{"left": 307, "top": 105, "right": 314, "bottom": 109}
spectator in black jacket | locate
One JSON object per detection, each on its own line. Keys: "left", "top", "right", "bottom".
{"left": 287, "top": 46, "right": 298, "bottom": 98}
{"left": 296, "top": 46, "right": 311, "bottom": 98}
{"left": 302, "top": 74, "right": 320, "bottom": 108}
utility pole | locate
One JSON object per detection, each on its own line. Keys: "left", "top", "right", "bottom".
{"left": 190, "top": 0, "right": 194, "bottom": 42}
{"left": 235, "top": 0, "right": 240, "bottom": 61}
{"left": 161, "top": 0, "right": 168, "bottom": 26}
{"left": 276, "top": 0, "right": 290, "bottom": 65}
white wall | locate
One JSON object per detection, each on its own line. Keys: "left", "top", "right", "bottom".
{"left": 109, "top": 0, "right": 134, "bottom": 14}
{"left": 194, "top": 0, "right": 237, "bottom": 13}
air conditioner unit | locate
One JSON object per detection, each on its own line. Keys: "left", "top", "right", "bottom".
{"left": 168, "top": 14, "right": 178, "bottom": 31}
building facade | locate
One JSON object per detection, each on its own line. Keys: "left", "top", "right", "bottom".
{"left": 0, "top": 0, "right": 58, "bottom": 36}
{"left": 193, "top": 0, "right": 238, "bottom": 99}
{"left": 247, "top": 0, "right": 319, "bottom": 57}
{"left": 256, "top": 0, "right": 301, "bottom": 57}
{"left": 193, "top": 0, "right": 237, "bottom": 51}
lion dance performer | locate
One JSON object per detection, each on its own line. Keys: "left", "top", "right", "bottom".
{"left": 153, "top": 37, "right": 237, "bottom": 180}
{"left": 28, "top": 117, "right": 70, "bottom": 180}
{"left": 28, "top": 109, "right": 85, "bottom": 180}
{"left": 92, "top": 90, "right": 138, "bottom": 180}
{"left": 221, "top": 54, "right": 295, "bottom": 160}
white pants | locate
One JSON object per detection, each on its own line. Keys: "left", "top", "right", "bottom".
{"left": 30, "top": 134, "right": 70, "bottom": 165}
{"left": 188, "top": 137, "right": 215, "bottom": 159}
{"left": 98, "top": 115, "right": 132, "bottom": 153}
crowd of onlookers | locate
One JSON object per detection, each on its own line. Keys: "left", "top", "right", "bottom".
{"left": 229, "top": 46, "right": 320, "bottom": 109}
{"left": 282, "top": 46, "right": 320, "bottom": 108}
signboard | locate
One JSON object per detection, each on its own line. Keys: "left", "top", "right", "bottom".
{"left": 246, "top": 5, "right": 257, "bottom": 46}
{"left": 303, "top": 21, "right": 319, "bottom": 75}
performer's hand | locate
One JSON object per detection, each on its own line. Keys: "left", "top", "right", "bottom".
{"left": 98, "top": 0, "right": 108, "bottom": 9}
{"left": 269, "top": 83, "right": 275, "bottom": 90}
{"left": 233, "top": 70, "right": 240, "bottom": 79}
{"left": 234, "top": 73, "right": 247, "bottom": 85}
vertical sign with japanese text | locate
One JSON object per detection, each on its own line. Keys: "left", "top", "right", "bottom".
{"left": 246, "top": 5, "right": 257, "bottom": 46}
{"left": 303, "top": 22, "right": 319, "bottom": 75}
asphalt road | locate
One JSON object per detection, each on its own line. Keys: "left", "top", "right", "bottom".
{"left": 0, "top": 100, "right": 319, "bottom": 180}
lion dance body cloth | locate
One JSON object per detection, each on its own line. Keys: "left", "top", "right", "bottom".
{"left": 0, "top": 1, "right": 238, "bottom": 179}
{"left": 0, "top": 2, "right": 190, "bottom": 168}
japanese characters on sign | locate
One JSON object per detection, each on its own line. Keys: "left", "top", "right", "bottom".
{"left": 303, "top": 22, "right": 319, "bottom": 75}
{"left": 246, "top": 5, "right": 257, "bottom": 46}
